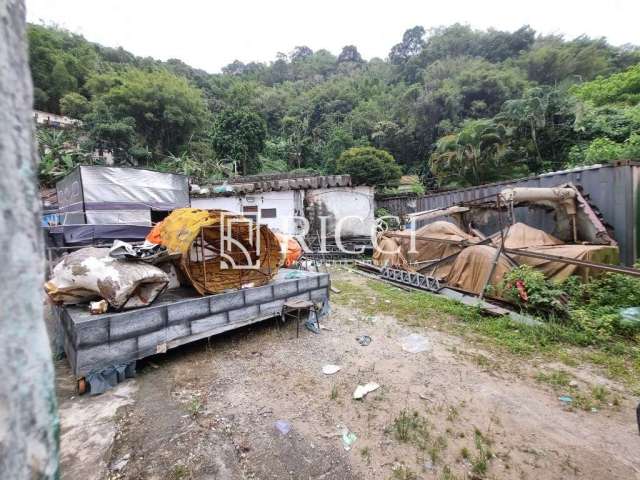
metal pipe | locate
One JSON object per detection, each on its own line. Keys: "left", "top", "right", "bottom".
{"left": 503, "top": 248, "right": 640, "bottom": 277}
{"left": 383, "top": 232, "right": 481, "bottom": 247}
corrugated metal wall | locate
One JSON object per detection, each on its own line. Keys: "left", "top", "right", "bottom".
{"left": 377, "top": 163, "right": 640, "bottom": 265}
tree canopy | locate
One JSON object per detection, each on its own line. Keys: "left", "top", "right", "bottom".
{"left": 336, "top": 147, "right": 402, "bottom": 187}
{"left": 28, "top": 22, "right": 640, "bottom": 188}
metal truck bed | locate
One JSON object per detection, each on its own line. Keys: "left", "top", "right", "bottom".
{"left": 59, "top": 269, "right": 330, "bottom": 378}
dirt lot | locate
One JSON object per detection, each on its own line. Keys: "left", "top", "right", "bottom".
{"left": 56, "top": 269, "right": 640, "bottom": 479}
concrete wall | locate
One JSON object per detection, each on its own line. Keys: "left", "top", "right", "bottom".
{"left": 305, "top": 186, "right": 376, "bottom": 238}
{"left": 191, "top": 190, "right": 304, "bottom": 234}
{"left": 377, "top": 164, "right": 640, "bottom": 265}
{"left": 192, "top": 186, "right": 377, "bottom": 238}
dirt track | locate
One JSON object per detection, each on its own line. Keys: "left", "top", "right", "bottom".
{"left": 56, "top": 270, "right": 640, "bottom": 479}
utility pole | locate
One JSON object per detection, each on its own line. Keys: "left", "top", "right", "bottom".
{"left": 0, "top": 0, "right": 59, "bottom": 478}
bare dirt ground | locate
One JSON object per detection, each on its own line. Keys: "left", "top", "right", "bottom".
{"left": 56, "top": 269, "right": 640, "bottom": 479}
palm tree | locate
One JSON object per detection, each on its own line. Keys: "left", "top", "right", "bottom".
{"left": 36, "top": 129, "right": 81, "bottom": 186}
{"left": 430, "top": 119, "right": 507, "bottom": 186}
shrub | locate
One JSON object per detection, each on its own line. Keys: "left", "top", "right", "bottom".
{"left": 500, "top": 265, "right": 566, "bottom": 317}
{"left": 336, "top": 147, "right": 402, "bottom": 187}
{"left": 561, "top": 272, "right": 640, "bottom": 341}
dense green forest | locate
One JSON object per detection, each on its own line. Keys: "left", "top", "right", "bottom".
{"left": 29, "top": 23, "right": 640, "bottom": 189}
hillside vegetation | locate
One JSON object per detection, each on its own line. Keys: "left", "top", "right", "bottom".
{"left": 28, "top": 23, "right": 640, "bottom": 188}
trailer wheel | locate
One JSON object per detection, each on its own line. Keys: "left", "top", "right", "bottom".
{"left": 77, "top": 377, "right": 87, "bottom": 395}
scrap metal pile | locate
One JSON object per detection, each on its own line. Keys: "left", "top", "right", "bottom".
{"left": 371, "top": 185, "right": 638, "bottom": 304}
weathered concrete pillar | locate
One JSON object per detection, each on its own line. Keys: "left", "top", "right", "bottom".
{"left": 0, "top": 0, "right": 59, "bottom": 478}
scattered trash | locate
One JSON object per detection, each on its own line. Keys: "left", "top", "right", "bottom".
{"left": 213, "top": 182, "right": 234, "bottom": 194}
{"left": 423, "top": 460, "right": 436, "bottom": 471}
{"left": 111, "top": 453, "right": 130, "bottom": 472}
{"left": 89, "top": 299, "right": 108, "bottom": 315}
{"left": 109, "top": 239, "right": 174, "bottom": 263}
{"left": 356, "top": 335, "right": 372, "bottom": 346}
{"left": 620, "top": 307, "right": 640, "bottom": 329}
{"left": 559, "top": 395, "right": 573, "bottom": 404}
{"left": 353, "top": 382, "right": 380, "bottom": 400}
{"left": 274, "top": 420, "right": 291, "bottom": 435}
{"left": 569, "top": 380, "right": 578, "bottom": 388}
{"left": 341, "top": 428, "right": 357, "bottom": 450}
{"left": 590, "top": 407, "right": 598, "bottom": 413}
{"left": 330, "top": 286, "right": 341, "bottom": 294}
{"left": 384, "top": 299, "right": 391, "bottom": 304}
{"left": 285, "top": 271, "right": 304, "bottom": 279}
{"left": 320, "top": 325, "right": 334, "bottom": 332}
{"left": 400, "top": 333, "right": 431, "bottom": 354}
{"left": 322, "top": 365, "right": 342, "bottom": 375}
{"left": 305, "top": 311, "right": 320, "bottom": 334}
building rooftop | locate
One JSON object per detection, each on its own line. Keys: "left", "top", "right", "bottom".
{"left": 193, "top": 173, "right": 353, "bottom": 196}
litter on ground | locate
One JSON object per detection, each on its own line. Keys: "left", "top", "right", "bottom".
{"left": 322, "top": 365, "right": 342, "bottom": 375}
{"left": 274, "top": 420, "right": 291, "bottom": 435}
{"left": 353, "top": 382, "right": 380, "bottom": 400}
{"left": 399, "top": 333, "right": 431, "bottom": 353}
{"left": 340, "top": 428, "right": 357, "bottom": 450}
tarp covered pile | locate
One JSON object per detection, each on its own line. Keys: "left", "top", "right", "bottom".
{"left": 45, "top": 208, "right": 289, "bottom": 310}
{"left": 373, "top": 221, "right": 619, "bottom": 295}
{"left": 45, "top": 247, "right": 169, "bottom": 309}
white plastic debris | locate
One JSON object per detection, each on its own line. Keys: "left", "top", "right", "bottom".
{"left": 274, "top": 419, "right": 291, "bottom": 435}
{"left": 341, "top": 428, "right": 357, "bottom": 450}
{"left": 353, "top": 382, "right": 380, "bottom": 400}
{"left": 89, "top": 299, "right": 108, "bottom": 315}
{"left": 322, "top": 365, "right": 342, "bottom": 375}
{"left": 400, "top": 333, "right": 431, "bottom": 354}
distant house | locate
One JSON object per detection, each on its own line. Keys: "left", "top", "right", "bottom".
{"left": 33, "top": 110, "right": 81, "bottom": 128}
{"left": 191, "top": 173, "right": 376, "bottom": 239}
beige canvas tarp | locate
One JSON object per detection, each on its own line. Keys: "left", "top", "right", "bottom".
{"left": 497, "top": 223, "right": 619, "bottom": 282}
{"left": 512, "top": 244, "right": 619, "bottom": 282}
{"left": 373, "top": 221, "right": 480, "bottom": 270}
{"left": 372, "top": 234, "right": 408, "bottom": 268}
{"left": 374, "top": 220, "right": 620, "bottom": 296}
{"left": 445, "top": 245, "right": 512, "bottom": 295}
{"left": 499, "top": 222, "right": 564, "bottom": 249}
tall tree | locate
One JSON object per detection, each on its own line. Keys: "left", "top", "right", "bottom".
{"left": 87, "top": 68, "right": 209, "bottom": 156}
{"left": 337, "top": 45, "right": 363, "bottom": 64}
{"left": 430, "top": 119, "right": 510, "bottom": 186}
{"left": 336, "top": 146, "right": 402, "bottom": 186}
{"left": 211, "top": 109, "right": 267, "bottom": 175}
{"left": 389, "top": 26, "right": 426, "bottom": 64}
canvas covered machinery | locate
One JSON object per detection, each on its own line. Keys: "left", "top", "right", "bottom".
{"left": 373, "top": 184, "right": 626, "bottom": 298}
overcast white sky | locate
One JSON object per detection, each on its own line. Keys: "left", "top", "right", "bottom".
{"left": 26, "top": 0, "right": 640, "bottom": 74}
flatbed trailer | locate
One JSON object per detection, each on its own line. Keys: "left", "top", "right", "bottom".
{"left": 58, "top": 269, "right": 330, "bottom": 392}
